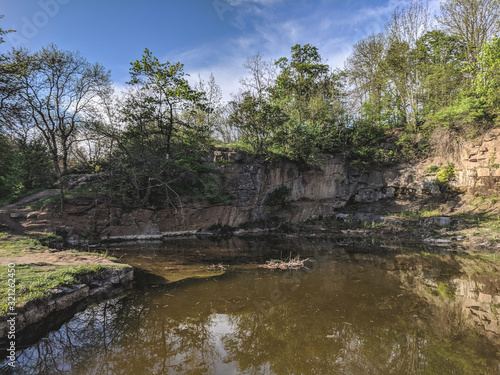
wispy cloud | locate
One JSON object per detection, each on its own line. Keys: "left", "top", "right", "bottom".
{"left": 168, "top": 0, "right": 431, "bottom": 101}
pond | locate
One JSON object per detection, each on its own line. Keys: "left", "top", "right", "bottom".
{"left": 2, "top": 237, "right": 500, "bottom": 374}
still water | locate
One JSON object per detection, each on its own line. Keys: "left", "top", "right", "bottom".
{"left": 2, "top": 237, "right": 500, "bottom": 374}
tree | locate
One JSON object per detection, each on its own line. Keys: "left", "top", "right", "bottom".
{"left": 127, "top": 48, "right": 207, "bottom": 157}
{"left": 110, "top": 49, "right": 212, "bottom": 206}
{"left": 385, "top": 0, "right": 431, "bottom": 129}
{"left": 9, "top": 45, "right": 111, "bottom": 209}
{"left": 274, "top": 44, "right": 330, "bottom": 125}
{"left": 239, "top": 52, "right": 277, "bottom": 99}
{"left": 345, "top": 33, "right": 388, "bottom": 125}
{"left": 191, "top": 73, "right": 225, "bottom": 142}
{"left": 473, "top": 37, "right": 500, "bottom": 121}
{"left": 271, "top": 44, "right": 347, "bottom": 162}
{"left": 229, "top": 94, "right": 288, "bottom": 154}
{"left": 417, "top": 30, "right": 467, "bottom": 116}
{"left": 437, "top": 0, "right": 500, "bottom": 66}
{"left": 0, "top": 15, "right": 20, "bottom": 133}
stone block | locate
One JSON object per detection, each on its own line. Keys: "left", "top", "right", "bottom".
{"left": 478, "top": 293, "right": 492, "bottom": 304}
{"left": 432, "top": 216, "right": 452, "bottom": 226}
{"left": 477, "top": 168, "right": 491, "bottom": 177}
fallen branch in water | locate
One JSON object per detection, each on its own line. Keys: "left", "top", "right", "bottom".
{"left": 207, "top": 263, "right": 227, "bottom": 272}
{"left": 259, "top": 257, "right": 310, "bottom": 270}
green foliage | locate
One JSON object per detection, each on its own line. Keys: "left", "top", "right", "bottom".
{"left": 103, "top": 49, "right": 215, "bottom": 208}
{"left": 474, "top": 37, "right": 500, "bottom": 122}
{"left": 436, "top": 162, "right": 456, "bottom": 184}
{"left": 0, "top": 134, "right": 14, "bottom": 199}
{"left": 0, "top": 136, "right": 53, "bottom": 203}
{"left": 345, "top": 121, "right": 392, "bottom": 172}
{"left": 229, "top": 44, "right": 347, "bottom": 165}
{"left": 425, "top": 165, "right": 440, "bottom": 173}
{"left": 430, "top": 282, "right": 456, "bottom": 299}
{"left": 427, "top": 96, "right": 487, "bottom": 129}
{"left": 199, "top": 173, "right": 229, "bottom": 203}
{"left": 265, "top": 185, "right": 292, "bottom": 207}
{"left": 230, "top": 95, "right": 288, "bottom": 155}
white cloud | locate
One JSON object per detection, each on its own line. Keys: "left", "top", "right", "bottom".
{"left": 161, "top": 0, "right": 436, "bottom": 101}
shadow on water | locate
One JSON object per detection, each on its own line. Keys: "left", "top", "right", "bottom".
{"left": 2, "top": 237, "right": 500, "bottom": 374}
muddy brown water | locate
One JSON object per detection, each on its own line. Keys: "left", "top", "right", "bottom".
{"left": 2, "top": 237, "right": 499, "bottom": 374}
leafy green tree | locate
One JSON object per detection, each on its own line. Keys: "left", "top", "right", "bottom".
{"left": 474, "top": 37, "right": 500, "bottom": 121}
{"left": 230, "top": 94, "right": 288, "bottom": 154}
{"left": 7, "top": 45, "right": 111, "bottom": 210}
{"left": 0, "top": 134, "right": 13, "bottom": 199}
{"left": 345, "top": 34, "right": 388, "bottom": 125}
{"left": 127, "top": 48, "right": 209, "bottom": 157}
{"left": 274, "top": 44, "right": 330, "bottom": 124}
{"left": 11, "top": 45, "right": 111, "bottom": 176}
{"left": 191, "top": 73, "right": 224, "bottom": 142}
{"left": 0, "top": 135, "right": 53, "bottom": 202}
{"left": 271, "top": 44, "right": 347, "bottom": 162}
{"left": 0, "top": 16, "right": 20, "bottom": 133}
{"left": 385, "top": 0, "right": 431, "bottom": 130}
{"left": 108, "top": 49, "right": 214, "bottom": 207}
{"left": 417, "top": 30, "right": 467, "bottom": 117}
{"left": 345, "top": 120, "right": 393, "bottom": 172}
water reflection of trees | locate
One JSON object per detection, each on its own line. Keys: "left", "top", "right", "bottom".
{"left": 8, "top": 290, "right": 226, "bottom": 374}
{"left": 5, "top": 256, "right": 498, "bottom": 374}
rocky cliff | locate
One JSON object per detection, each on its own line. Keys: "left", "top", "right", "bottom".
{"left": 23, "top": 129, "right": 500, "bottom": 243}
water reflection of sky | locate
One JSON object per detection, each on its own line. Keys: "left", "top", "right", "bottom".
{"left": 2, "top": 242, "right": 500, "bottom": 374}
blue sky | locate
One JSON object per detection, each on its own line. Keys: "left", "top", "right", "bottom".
{"left": 1, "top": 0, "right": 440, "bottom": 100}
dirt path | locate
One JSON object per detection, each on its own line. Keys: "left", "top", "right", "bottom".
{"left": 0, "top": 189, "right": 59, "bottom": 235}
{"left": 0, "top": 249, "right": 118, "bottom": 266}
{"left": 0, "top": 189, "right": 59, "bottom": 211}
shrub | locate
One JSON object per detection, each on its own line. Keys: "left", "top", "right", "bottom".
{"left": 265, "top": 185, "right": 292, "bottom": 207}
{"left": 436, "top": 163, "right": 455, "bottom": 184}
{"left": 425, "top": 165, "right": 439, "bottom": 173}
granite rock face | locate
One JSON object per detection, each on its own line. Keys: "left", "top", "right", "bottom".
{"left": 24, "top": 130, "right": 500, "bottom": 242}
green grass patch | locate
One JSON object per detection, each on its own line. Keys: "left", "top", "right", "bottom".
{"left": 0, "top": 263, "right": 108, "bottom": 315}
{"left": 394, "top": 208, "right": 441, "bottom": 220}
{"left": 0, "top": 234, "right": 126, "bottom": 314}
{"left": 429, "top": 282, "right": 455, "bottom": 299}
{"left": 0, "top": 235, "right": 46, "bottom": 257}
{"left": 425, "top": 165, "right": 440, "bottom": 173}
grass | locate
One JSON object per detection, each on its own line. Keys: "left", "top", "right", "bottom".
{"left": 453, "top": 211, "right": 500, "bottom": 237}
{"left": 0, "top": 234, "right": 126, "bottom": 315}
{"left": 393, "top": 208, "right": 442, "bottom": 220}
{"left": 0, "top": 234, "right": 46, "bottom": 257}
{"left": 0, "top": 234, "right": 119, "bottom": 260}
{"left": 0, "top": 263, "right": 108, "bottom": 315}
{"left": 429, "top": 282, "right": 455, "bottom": 299}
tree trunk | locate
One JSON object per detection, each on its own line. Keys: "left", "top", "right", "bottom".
{"left": 53, "top": 157, "right": 65, "bottom": 213}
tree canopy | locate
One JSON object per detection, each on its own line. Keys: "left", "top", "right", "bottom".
{"left": 1, "top": 0, "right": 500, "bottom": 207}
